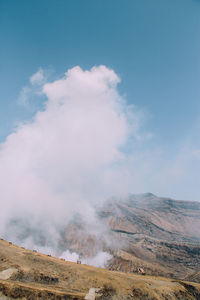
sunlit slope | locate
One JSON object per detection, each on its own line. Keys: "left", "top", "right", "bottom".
{"left": 60, "top": 194, "right": 200, "bottom": 280}
{"left": 0, "top": 239, "right": 200, "bottom": 299}
{"left": 100, "top": 193, "right": 200, "bottom": 242}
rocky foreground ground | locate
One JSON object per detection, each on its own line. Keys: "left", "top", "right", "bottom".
{"left": 1, "top": 239, "right": 200, "bottom": 299}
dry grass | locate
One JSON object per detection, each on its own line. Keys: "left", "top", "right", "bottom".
{"left": 0, "top": 239, "right": 200, "bottom": 299}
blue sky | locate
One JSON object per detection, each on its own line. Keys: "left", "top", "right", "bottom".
{"left": 0, "top": 0, "right": 200, "bottom": 200}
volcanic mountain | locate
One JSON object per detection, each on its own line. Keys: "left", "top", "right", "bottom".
{"left": 1, "top": 194, "right": 200, "bottom": 299}
{"left": 61, "top": 193, "right": 200, "bottom": 280}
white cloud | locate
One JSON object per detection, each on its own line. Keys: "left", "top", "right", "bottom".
{"left": 59, "top": 250, "right": 112, "bottom": 267}
{"left": 17, "top": 86, "right": 31, "bottom": 106}
{"left": 0, "top": 65, "right": 143, "bottom": 239}
{"left": 30, "top": 68, "right": 45, "bottom": 86}
{"left": 2, "top": 64, "right": 200, "bottom": 256}
{"left": 17, "top": 68, "right": 47, "bottom": 108}
{"left": 59, "top": 250, "right": 79, "bottom": 263}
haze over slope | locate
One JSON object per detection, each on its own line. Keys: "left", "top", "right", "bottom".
{"left": 0, "top": 66, "right": 199, "bottom": 267}
{"left": 3, "top": 193, "right": 200, "bottom": 281}
{"left": 0, "top": 66, "right": 139, "bottom": 247}
{"left": 101, "top": 193, "right": 200, "bottom": 242}
{"left": 1, "top": 239, "right": 200, "bottom": 300}
{"left": 60, "top": 193, "right": 200, "bottom": 280}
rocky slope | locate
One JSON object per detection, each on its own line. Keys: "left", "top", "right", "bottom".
{"left": 100, "top": 193, "right": 200, "bottom": 243}
{"left": 2, "top": 192, "right": 200, "bottom": 299}
{"left": 1, "top": 239, "right": 200, "bottom": 299}
{"left": 61, "top": 193, "right": 200, "bottom": 281}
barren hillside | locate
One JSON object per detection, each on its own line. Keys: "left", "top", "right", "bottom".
{"left": 61, "top": 194, "right": 200, "bottom": 280}
{"left": 1, "top": 239, "right": 200, "bottom": 299}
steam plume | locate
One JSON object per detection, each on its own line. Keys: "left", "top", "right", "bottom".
{"left": 0, "top": 66, "right": 140, "bottom": 266}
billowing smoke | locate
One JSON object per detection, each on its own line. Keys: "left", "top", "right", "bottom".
{"left": 60, "top": 250, "right": 112, "bottom": 268}
{"left": 0, "top": 65, "right": 140, "bottom": 267}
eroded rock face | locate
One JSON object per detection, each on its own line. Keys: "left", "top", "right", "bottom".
{"left": 2, "top": 194, "right": 200, "bottom": 283}
{"left": 99, "top": 193, "right": 200, "bottom": 243}
{"left": 61, "top": 194, "right": 200, "bottom": 280}
{"left": 0, "top": 269, "right": 18, "bottom": 281}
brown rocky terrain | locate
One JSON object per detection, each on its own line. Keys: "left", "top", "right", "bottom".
{"left": 100, "top": 193, "right": 200, "bottom": 243}
{"left": 1, "top": 239, "right": 200, "bottom": 299}
{"left": 61, "top": 193, "right": 200, "bottom": 281}
{"left": 2, "top": 193, "right": 200, "bottom": 299}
